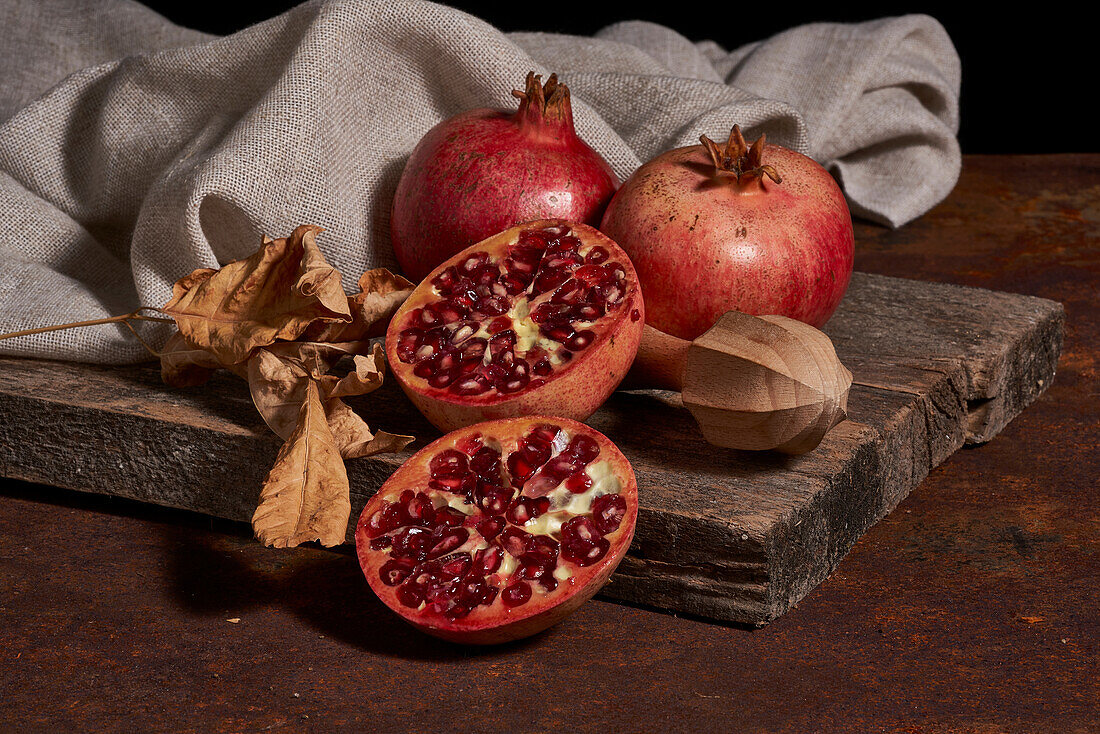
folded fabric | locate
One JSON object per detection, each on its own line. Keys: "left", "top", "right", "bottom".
{"left": 0, "top": 0, "right": 960, "bottom": 363}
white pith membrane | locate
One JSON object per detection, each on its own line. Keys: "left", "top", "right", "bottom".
{"left": 393, "top": 224, "right": 637, "bottom": 398}
{"left": 361, "top": 423, "right": 630, "bottom": 623}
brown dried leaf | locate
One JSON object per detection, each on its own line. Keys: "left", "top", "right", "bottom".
{"left": 324, "top": 395, "right": 414, "bottom": 459}
{"left": 327, "top": 345, "right": 385, "bottom": 399}
{"left": 304, "top": 268, "right": 412, "bottom": 343}
{"left": 160, "top": 331, "right": 223, "bottom": 387}
{"left": 252, "top": 380, "right": 350, "bottom": 548}
{"left": 161, "top": 225, "right": 352, "bottom": 365}
{"left": 247, "top": 342, "right": 411, "bottom": 458}
{"left": 248, "top": 342, "right": 368, "bottom": 439}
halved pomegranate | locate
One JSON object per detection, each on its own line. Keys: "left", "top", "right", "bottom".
{"left": 355, "top": 417, "right": 638, "bottom": 644}
{"left": 384, "top": 219, "right": 644, "bottom": 432}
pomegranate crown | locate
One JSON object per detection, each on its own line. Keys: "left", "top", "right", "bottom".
{"left": 699, "top": 125, "right": 782, "bottom": 185}
{"left": 511, "top": 71, "right": 575, "bottom": 140}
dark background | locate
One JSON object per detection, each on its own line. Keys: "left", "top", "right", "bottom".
{"left": 139, "top": 1, "right": 1094, "bottom": 155}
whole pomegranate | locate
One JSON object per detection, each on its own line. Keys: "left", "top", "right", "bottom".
{"left": 390, "top": 72, "right": 618, "bottom": 281}
{"left": 385, "top": 219, "right": 644, "bottom": 432}
{"left": 600, "top": 125, "right": 854, "bottom": 340}
{"left": 355, "top": 416, "right": 638, "bottom": 644}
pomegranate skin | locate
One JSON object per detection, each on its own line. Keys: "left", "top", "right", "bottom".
{"left": 600, "top": 140, "right": 854, "bottom": 340}
{"left": 385, "top": 219, "right": 644, "bottom": 432}
{"left": 354, "top": 416, "right": 638, "bottom": 644}
{"left": 390, "top": 75, "right": 618, "bottom": 282}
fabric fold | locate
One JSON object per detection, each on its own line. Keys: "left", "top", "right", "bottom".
{"left": 0, "top": 0, "right": 961, "bottom": 363}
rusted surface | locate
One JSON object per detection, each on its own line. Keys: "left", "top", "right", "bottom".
{"left": 1, "top": 154, "right": 1097, "bottom": 731}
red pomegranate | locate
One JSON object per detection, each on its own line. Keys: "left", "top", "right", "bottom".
{"left": 600, "top": 125, "right": 854, "bottom": 340}
{"left": 355, "top": 417, "right": 638, "bottom": 644}
{"left": 384, "top": 219, "right": 644, "bottom": 432}
{"left": 390, "top": 72, "right": 618, "bottom": 281}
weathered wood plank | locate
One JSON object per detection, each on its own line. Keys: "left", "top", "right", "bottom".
{"left": 0, "top": 272, "right": 1064, "bottom": 625}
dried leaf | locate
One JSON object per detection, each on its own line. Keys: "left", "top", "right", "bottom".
{"left": 304, "top": 268, "right": 412, "bottom": 343}
{"left": 161, "top": 225, "right": 352, "bottom": 365}
{"left": 252, "top": 380, "right": 350, "bottom": 548}
{"left": 247, "top": 342, "right": 410, "bottom": 458}
{"left": 324, "top": 395, "right": 414, "bottom": 459}
{"left": 248, "top": 342, "right": 369, "bottom": 439}
{"left": 160, "top": 331, "right": 223, "bottom": 387}
{"left": 327, "top": 346, "right": 385, "bottom": 399}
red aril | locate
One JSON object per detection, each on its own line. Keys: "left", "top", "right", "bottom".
{"left": 390, "top": 72, "right": 618, "bottom": 282}
{"left": 354, "top": 417, "right": 638, "bottom": 644}
{"left": 384, "top": 219, "right": 644, "bottom": 432}
{"left": 600, "top": 125, "right": 854, "bottom": 340}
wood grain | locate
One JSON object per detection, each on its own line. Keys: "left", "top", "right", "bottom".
{"left": 0, "top": 271, "right": 1063, "bottom": 625}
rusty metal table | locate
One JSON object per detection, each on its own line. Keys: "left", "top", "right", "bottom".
{"left": 1, "top": 154, "right": 1097, "bottom": 732}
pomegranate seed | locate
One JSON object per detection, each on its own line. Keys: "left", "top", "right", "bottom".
{"left": 433, "top": 507, "right": 468, "bottom": 527}
{"left": 573, "top": 302, "right": 604, "bottom": 321}
{"left": 499, "top": 370, "right": 529, "bottom": 394}
{"left": 500, "top": 528, "right": 531, "bottom": 558}
{"left": 505, "top": 496, "right": 547, "bottom": 525}
{"left": 563, "top": 516, "right": 602, "bottom": 545}
{"left": 369, "top": 536, "right": 392, "bottom": 550}
{"left": 531, "top": 302, "right": 569, "bottom": 324}
{"left": 550, "top": 278, "right": 584, "bottom": 304}
{"left": 519, "top": 437, "right": 551, "bottom": 468}
{"left": 565, "top": 472, "right": 592, "bottom": 494}
{"left": 568, "top": 434, "right": 600, "bottom": 463}
{"left": 533, "top": 358, "right": 553, "bottom": 376}
{"left": 366, "top": 503, "right": 400, "bottom": 537}
{"left": 379, "top": 558, "right": 416, "bottom": 586}
{"left": 591, "top": 494, "right": 627, "bottom": 534}
{"left": 396, "top": 329, "right": 422, "bottom": 362}
{"left": 525, "top": 534, "right": 560, "bottom": 564}
{"left": 456, "top": 434, "right": 483, "bottom": 455}
{"left": 487, "top": 315, "right": 513, "bottom": 334}
{"left": 441, "top": 554, "right": 473, "bottom": 579}
{"left": 482, "top": 363, "right": 510, "bottom": 388}
{"left": 449, "top": 323, "right": 476, "bottom": 345}
{"left": 419, "top": 305, "right": 442, "bottom": 327}
{"left": 476, "top": 485, "right": 513, "bottom": 515}
{"left": 475, "top": 296, "right": 509, "bottom": 316}
{"left": 451, "top": 374, "right": 490, "bottom": 396}
{"left": 460, "top": 337, "right": 487, "bottom": 361}
{"left": 541, "top": 322, "right": 575, "bottom": 343}
{"left": 506, "top": 452, "right": 536, "bottom": 486}
{"left": 430, "top": 449, "right": 469, "bottom": 478}
{"left": 428, "top": 368, "right": 459, "bottom": 388}
{"left": 585, "top": 246, "right": 610, "bottom": 264}
{"left": 573, "top": 264, "right": 607, "bottom": 286}
{"left": 527, "top": 424, "right": 560, "bottom": 444}
{"left": 431, "top": 266, "right": 460, "bottom": 294}
{"left": 470, "top": 446, "right": 502, "bottom": 480}
{"left": 476, "top": 517, "right": 505, "bottom": 542}
{"left": 532, "top": 267, "right": 571, "bottom": 295}
{"left": 459, "top": 252, "right": 490, "bottom": 274}
{"left": 426, "top": 527, "right": 470, "bottom": 559}
{"left": 472, "top": 546, "right": 504, "bottom": 576}
{"left": 393, "top": 526, "right": 436, "bottom": 560}
{"left": 501, "top": 582, "right": 532, "bottom": 607}
{"left": 564, "top": 330, "right": 595, "bottom": 351}
{"left": 406, "top": 493, "right": 436, "bottom": 525}
{"left": 397, "top": 584, "right": 424, "bottom": 608}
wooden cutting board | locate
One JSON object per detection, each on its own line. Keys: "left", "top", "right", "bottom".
{"left": 0, "top": 272, "right": 1063, "bottom": 626}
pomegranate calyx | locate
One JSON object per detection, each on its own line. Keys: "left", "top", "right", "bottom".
{"left": 699, "top": 125, "right": 782, "bottom": 185}
{"left": 511, "top": 71, "right": 575, "bottom": 142}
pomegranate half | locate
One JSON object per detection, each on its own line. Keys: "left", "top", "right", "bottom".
{"left": 384, "top": 219, "right": 644, "bottom": 432}
{"left": 601, "top": 125, "right": 854, "bottom": 340}
{"left": 355, "top": 417, "right": 638, "bottom": 644}
{"left": 390, "top": 72, "right": 618, "bottom": 282}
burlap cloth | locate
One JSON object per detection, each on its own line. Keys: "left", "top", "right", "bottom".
{"left": 0, "top": 0, "right": 960, "bottom": 363}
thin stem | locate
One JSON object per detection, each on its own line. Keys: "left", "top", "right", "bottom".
{"left": 0, "top": 307, "right": 173, "bottom": 358}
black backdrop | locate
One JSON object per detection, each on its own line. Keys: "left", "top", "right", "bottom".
{"left": 139, "top": 1, "right": 1092, "bottom": 154}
